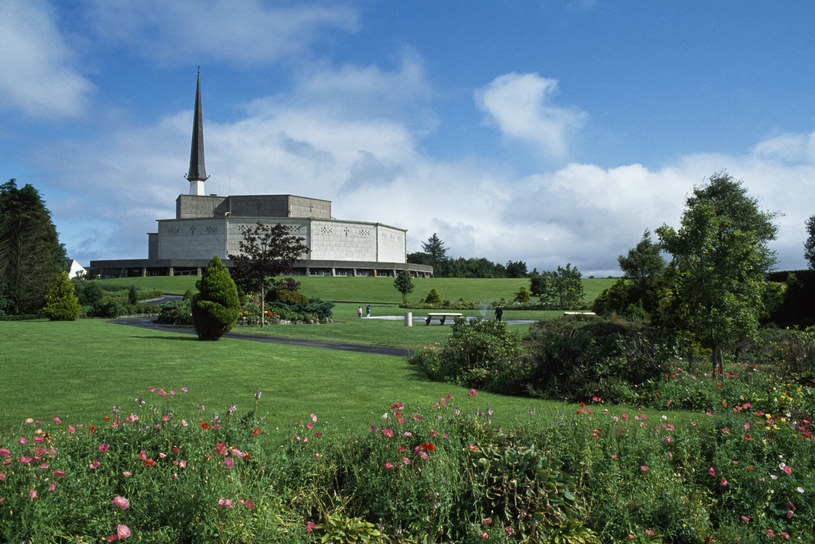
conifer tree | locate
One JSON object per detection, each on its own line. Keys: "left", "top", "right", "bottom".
{"left": 42, "top": 271, "right": 80, "bottom": 321}
{"left": 192, "top": 255, "right": 240, "bottom": 340}
{"left": 0, "top": 180, "right": 66, "bottom": 314}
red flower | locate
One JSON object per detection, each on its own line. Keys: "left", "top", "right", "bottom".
{"left": 252, "top": 427, "right": 260, "bottom": 436}
{"left": 144, "top": 459, "right": 155, "bottom": 467}
{"left": 421, "top": 442, "right": 435, "bottom": 452}
{"left": 201, "top": 423, "right": 210, "bottom": 430}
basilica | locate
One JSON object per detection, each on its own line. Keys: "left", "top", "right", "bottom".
{"left": 89, "top": 76, "right": 432, "bottom": 279}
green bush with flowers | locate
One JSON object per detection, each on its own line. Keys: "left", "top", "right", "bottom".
{"left": 2, "top": 384, "right": 814, "bottom": 543}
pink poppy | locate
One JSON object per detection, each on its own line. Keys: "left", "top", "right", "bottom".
{"left": 113, "top": 496, "right": 130, "bottom": 510}
{"left": 384, "top": 462, "right": 394, "bottom": 469}
{"left": 117, "top": 525, "right": 131, "bottom": 538}
{"left": 468, "top": 389, "right": 477, "bottom": 397}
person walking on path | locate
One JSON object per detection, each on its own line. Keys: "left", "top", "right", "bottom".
{"left": 358, "top": 306, "right": 363, "bottom": 318}
{"left": 494, "top": 304, "right": 503, "bottom": 321}
{"left": 366, "top": 305, "right": 371, "bottom": 318}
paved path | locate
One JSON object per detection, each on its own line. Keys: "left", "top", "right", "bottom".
{"left": 112, "top": 316, "right": 411, "bottom": 357}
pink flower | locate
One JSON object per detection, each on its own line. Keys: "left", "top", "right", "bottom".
{"left": 381, "top": 429, "right": 394, "bottom": 438}
{"left": 781, "top": 531, "right": 790, "bottom": 540}
{"left": 224, "top": 458, "right": 234, "bottom": 469}
{"left": 306, "top": 521, "right": 317, "bottom": 533}
{"left": 468, "top": 389, "right": 477, "bottom": 397}
{"left": 480, "top": 532, "right": 489, "bottom": 539}
{"left": 310, "top": 413, "right": 317, "bottom": 423}
{"left": 245, "top": 499, "right": 256, "bottom": 509}
{"left": 113, "top": 496, "right": 130, "bottom": 510}
{"left": 138, "top": 450, "right": 147, "bottom": 461}
{"left": 48, "top": 482, "right": 56, "bottom": 492}
{"left": 645, "top": 530, "right": 655, "bottom": 536}
{"left": 384, "top": 462, "right": 394, "bottom": 469}
{"left": 709, "top": 467, "right": 716, "bottom": 476}
{"left": 720, "top": 478, "right": 728, "bottom": 486}
{"left": 413, "top": 414, "right": 422, "bottom": 421}
{"left": 89, "top": 459, "right": 100, "bottom": 469}
{"left": 122, "top": 471, "right": 132, "bottom": 477}
{"left": 117, "top": 524, "right": 131, "bottom": 538}
{"left": 53, "top": 417, "right": 61, "bottom": 424}
{"left": 181, "top": 386, "right": 188, "bottom": 393}
{"left": 640, "top": 465, "right": 649, "bottom": 471}
{"left": 766, "top": 529, "right": 776, "bottom": 538}
{"left": 741, "top": 516, "right": 750, "bottom": 522}
{"left": 0, "top": 448, "right": 10, "bottom": 457}
{"left": 99, "top": 444, "right": 109, "bottom": 453}
{"left": 218, "top": 497, "right": 233, "bottom": 508}
{"left": 29, "top": 489, "right": 37, "bottom": 500}
{"left": 621, "top": 413, "right": 629, "bottom": 422}
{"left": 402, "top": 457, "right": 411, "bottom": 465}
{"left": 468, "top": 444, "right": 479, "bottom": 451}
{"left": 18, "top": 437, "right": 27, "bottom": 445}
{"left": 159, "top": 389, "right": 167, "bottom": 397}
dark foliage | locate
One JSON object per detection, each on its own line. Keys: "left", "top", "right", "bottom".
{"left": 191, "top": 255, "right": 240, "bottom": 340}
{"left": 0, "top": 179, "right": 67, "bottom": 314}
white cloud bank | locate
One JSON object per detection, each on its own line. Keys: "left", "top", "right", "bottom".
{"left": 46, "top": 69, "right": 815, "bottom": 276}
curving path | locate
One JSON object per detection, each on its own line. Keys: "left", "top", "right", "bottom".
{"left": 112, "top": 316, "right": 412, "bottom": 357}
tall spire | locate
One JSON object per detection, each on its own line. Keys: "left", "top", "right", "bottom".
{"left": 186, "top": 69, "right": 208, "bottom": 195}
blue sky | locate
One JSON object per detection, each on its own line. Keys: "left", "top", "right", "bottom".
{"left": 2, "top": 0, "right": 814, "bottom": 275}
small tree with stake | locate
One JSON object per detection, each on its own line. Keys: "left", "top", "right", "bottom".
{"left": 228, "top": 222, "right": 308, "bottom": 327}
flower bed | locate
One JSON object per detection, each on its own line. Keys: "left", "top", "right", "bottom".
{"left": 2, "top": 384, "right": 813, "bottom": 543}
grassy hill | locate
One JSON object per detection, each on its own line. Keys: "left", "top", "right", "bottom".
{"left": 99, "top": 275, "right": 617, "bottom": 304}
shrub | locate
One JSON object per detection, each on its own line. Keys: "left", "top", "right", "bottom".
{"left": 513, "top": 285, "right": 530, "bottom": 304}
{"left": 41, "top": 271, "right": 80, "bottom": 321}
{"left": 191, "top": 255, "right": 240, "bottom": 340}
{"left": 411, "top": 318, "right": 530, "bottom": 395}
{"left": 424, "top": 288, "right": 442, "bottom": 304}
{"left": 73, "top": 280, "right": 104, "bottom": 306}
{"left": 526, "top": 316, "right": 672, "bottom": 402}
{"left": 156, "top": 299, "right": 193, "bottom": 325}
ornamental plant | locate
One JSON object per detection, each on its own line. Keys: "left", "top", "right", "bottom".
{"left": 191, "top": 255, "right": 240, "bottom": 340}
{"left": 41, "top": 271, "right": 80, "bottom": 321}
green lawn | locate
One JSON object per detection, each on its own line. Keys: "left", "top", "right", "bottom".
{"left": 99, "top": 275, "right": 617, "bottom": 304}
{"left": 0, "top": 319, "right": 561, "bottom": 432}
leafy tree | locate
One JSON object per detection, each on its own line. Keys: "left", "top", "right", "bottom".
{"left": 505, "top": 260, "right": 528, "bottom": 278}
{"left": 394, "top": 270, "right": 414, "bottom": 304}
{"left": 514, "top": 285, "right": 530, "bottom": 303}
{"left": 595, "top": 231, "right": 666, "bottom": 318}
{"left": 41, "top": 271, "right": 80, "bottom": 321}
{"left": 530, "top": 264, "right": 584, "bottom": 308}
{"left": 192, "top": 255, "right": 240, "bottom": 340}
{"left": 0, "top": 180, "right": 67, "bottom": 314}
{"left": 618, "top": 230, "right": 665, "bottom": 282}
{"left": 228, "top": 222, "right": 308, "bottom": 327}
{"left": 805, "top": 215, "right": 815, "bottom": 270}
{"left": 655, "top": 172, "right": 778, "bottom": 367}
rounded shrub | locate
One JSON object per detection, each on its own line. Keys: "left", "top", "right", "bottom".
{"left": 424, "top": 288, "right": 442, "bottom": 304}
{"left": 41, "top": 271, "right": 80, "bottom": 321}
{"left": 191, "top": 255, "right": 240, "bottom": 340}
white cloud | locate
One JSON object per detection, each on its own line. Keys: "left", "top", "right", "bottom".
{"left": 83, "top": 0, "right": 358, "bottom": 66}
{"left": 475, "top": 72, "right": 587, "bottom": 160}
{"left": 0, "top": 0, "right": 94, "bottom": 119}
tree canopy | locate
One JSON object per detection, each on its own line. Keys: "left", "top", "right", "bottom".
{"left": 805, "top": 215, "right": 815, "bottom": 270}
{"left": 228, "top": 222, "right": 308, "bottom": 327}
{"left": 0, "top": 180, "right": 67, "bottom": 315}
{"left": 656, "top": 172, "right": 778, "bottom": 366}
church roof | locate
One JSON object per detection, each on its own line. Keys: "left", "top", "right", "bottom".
{"left": 186, "top": 73, "right": 208, "bottom": 182}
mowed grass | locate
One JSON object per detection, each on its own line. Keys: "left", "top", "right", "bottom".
{"left": 100, "top": 275, "right": 617, "bottom": 304}
{"left": 0, "top": 319, "right": 560, "bottom": 433}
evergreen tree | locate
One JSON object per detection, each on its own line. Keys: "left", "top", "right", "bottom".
{"left": 192, "top": 255, "right": 240, "bottom": 340}
{"left": 0, "top": 180, "right": 67, "bottom": 314}
{"left": 42, "top": 271, "right": 80, "bottom": 321}
{"left": 393, "top": 270, "right": 414, "bottom": 304}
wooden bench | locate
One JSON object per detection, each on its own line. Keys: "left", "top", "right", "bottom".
{"left": 425, "top": 312, "right": 463, "bottom": 325}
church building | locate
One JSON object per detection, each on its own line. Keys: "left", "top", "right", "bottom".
{"left": 89, "top": 76, "right": 432, "bottom": 279}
